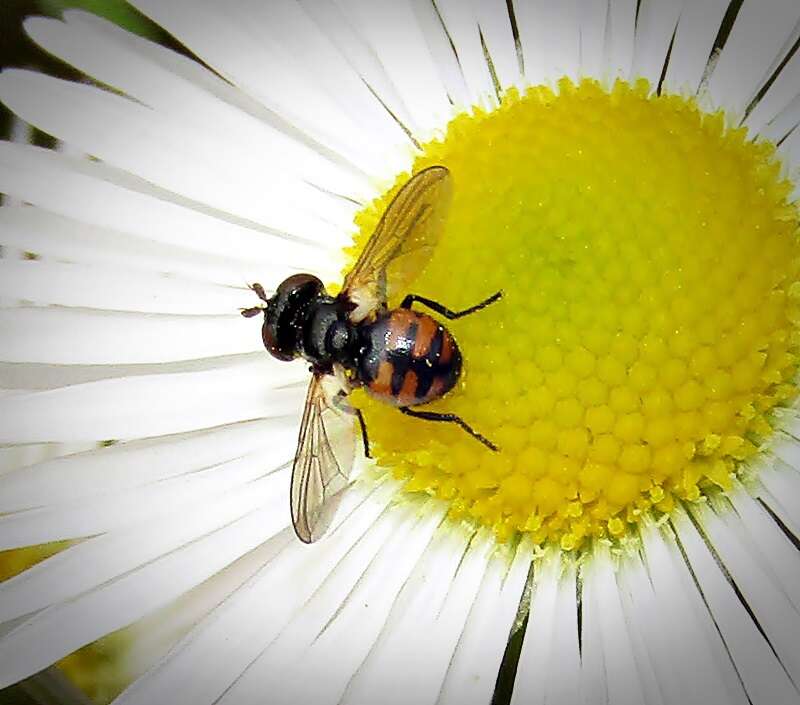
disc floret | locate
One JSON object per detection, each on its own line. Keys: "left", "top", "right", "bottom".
{"left": 351, "top": 78, "right": 800, "bottom": 549}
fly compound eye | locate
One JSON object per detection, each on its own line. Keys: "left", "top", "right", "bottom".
{"left": 262, "top": 318, "right": 295, "bottom": 361}
{"left": 276, "top": 273, "right": 324, "bottom": 297}
{"left": 262, "top": 273, "right": 327, "bottom": 362}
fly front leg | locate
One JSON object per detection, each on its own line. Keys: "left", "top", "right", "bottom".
{"left": 400, "top": 291, "right": 502, "bottom": 319}
{"left": 241, "top": 282, "right": 269, "bottom": 317}
{"left": 249, "top": 282, "right": 269, "bottom": 302}
{"left": 240, "top": 306, "right": 264, "bottom": 318}
{"left": 354, "top": 409, "right": 371, "bottom": 459}
{"left": 331, "top": 388, "right": 372, "bottom": 458}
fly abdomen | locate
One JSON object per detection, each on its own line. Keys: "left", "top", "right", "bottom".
{"left": 358, "top": 309, "right": 461, "bottom": 407}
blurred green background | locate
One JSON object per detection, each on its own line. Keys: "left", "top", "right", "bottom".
{"left": 0, "top": 0, "right": 171, "bottom": 142}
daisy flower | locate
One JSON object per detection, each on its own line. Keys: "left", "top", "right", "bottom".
{"left": 1, "top": 2, "right": 800, "bottom": 704}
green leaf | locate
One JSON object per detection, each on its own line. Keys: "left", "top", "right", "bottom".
{"left": 37, "top": 0, "right": 164, "bottom": 41}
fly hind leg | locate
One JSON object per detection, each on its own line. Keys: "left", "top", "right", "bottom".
{"left": 400, "top": 291, "right": 502, "bottom": 319}
{"left": 399, "top": 407, "right": 498, "bottom": 452}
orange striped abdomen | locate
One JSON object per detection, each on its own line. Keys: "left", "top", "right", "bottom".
{"left": 357, "top": 309, "right": 461, "bottom": 407}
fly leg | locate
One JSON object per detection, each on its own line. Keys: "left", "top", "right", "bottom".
{"left": 355, "top": 409, "right": 371, "bottom": 459}
{"left": 241, "top": 282, "right": 269, "bottom": 318}
{"left": 399, "top": 291, "right": 502, "bottom": 318}
{"left": 240, "top": 306, "right": 264, "bottom": 318}
{"left": 399, "top": 407, "right": 498, "bottom": 452}
{"left": 398, "top": 290, "right": 501, "bottom": 450}
{"left": 250, "top": 282, "right": 269, "bottom": 302}
{"left": 332, "top": 389, "right": 372, "bottom": 459}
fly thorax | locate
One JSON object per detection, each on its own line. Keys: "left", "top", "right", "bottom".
{"left": 303, "top": 302, "right": 355, "bottom": 368}
{"left": 327, "top": 319, "right": 353, "bottom": 357}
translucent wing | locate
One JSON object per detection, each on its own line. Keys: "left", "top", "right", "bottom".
{"left": 290, "top": 374, "right": 356, "bottom": 543}
{"left": 343, "top": 165, "right": 452, "bottom": 309}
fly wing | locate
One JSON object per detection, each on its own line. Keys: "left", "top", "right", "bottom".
{"left": 290, "top": 374, "right": 356, "bottom": 543}
{"left": 342, "top": 165, "right": 452, "bottom": 309}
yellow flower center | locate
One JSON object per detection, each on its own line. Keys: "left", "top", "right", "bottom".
{"left": 349, "top": 78, "right": 800, "bottom": 549}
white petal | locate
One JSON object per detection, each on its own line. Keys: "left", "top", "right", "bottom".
{"left": 115, "top": 478, "right": 399, "bottom": 705}
{"left": 426, "top": 0, "right": 494, "bottom": 109}
{"left": 438, "top": 538, "right": 532, "bottom": 705}
{"left": 325, "top": 0, "right": 453, "bottom": 140}
{"left": 471, "top": 0, "right": 523, "bottom": 91}
{"left": 222, "top": 500, "right": 447, "bottom": 705}
{"left": 121, "top": 532, "right": 293, "bottom": 685}
{"left": 0, "top": 354, "right": 282, "bottom": 392}
{"left": 604, "top": 0, "right": 637, "bottom": 81}
{"left": 26, "top": 10, "right": 379, "bottom": 195}
{"left": 0, "top": 207, "right": 295, "bottom": 289}
{"left": 0, "top": 308, "right": 258, "bottom": 364}
{"left": 547, "top": 557, "right": 582, "bottom": 704}
{"left": 663, "top": 0, "right": 729, "bottom": 94}
{"left": 217, "top": 1, "right": 409, "bottom": 163}
{"left": 143, "top": 480, "right": 399, "bottom": 705}
{"left": 167, "top": 0, "right": 406, "bottom": 166}
{"left": 0, "top": 417, "right": 296, "bottom": 511}
{"left": 726, "top": 483, "right": 800, "bottom": 613}
{"left": 0, "top": 118, "right": 30, "bottom": 214}
{"left": 631, "top": 0, "right": 683, "bottom": 88}
{"left": 757, "top": 455, "right": 800, "bottom": 538}
{"left": 778, "top": 123, "right": 800, "bottom": 181}
{"left": 0, "top": 485, "right": 289, "bottom": 689}
{"left": 616, "top": 556, "right": 670, "bottom": 705}
{"left": 297, "top": 0, "right": 422, "bottom": 140}
{"left": 755, "top": 93, "right": 800, "bottom": 146}
{"left": 766, "top": 427, "right": 800, "bottom": 468}
{"left": 690, "top": 500, "right": 800, "bottom": 685}
{"left": 0, "top": 442, "right": 294, "bottom": 549}
{"left": 0, "top": 70, "right": 355, "bottom": 242}
{"left": 343, "top": 526, "right": 493, "bottom": 705}
{"left": 416, "top": 0, "right": 475, "bottom": 108}
{"left": 580, "top": 542, "right": 647, "bottom": 705}
{"left": 0, "top": 446, "right": 41, "bottom": 476}
{"left": 0, "top": 359, "right": 305, "bottom": 443}
{"left": 515, "top": 0, "right": 581, "bottom": 85}
{"left": 745, "top": 43, "right": 800, "bottom": 134}
{"left": 578, "top": 0, "right": 608, "bottom": 78}
{"left": 706, "top": 0, "right": 800, "bottom": 116}
{"left": 0, "top": 468, "right": 288, "bottom": 622}
{"left": 0, "top": 442, "right": 95, "bottom": 479}
{"left": 125, "top": 0, "right": 403, "bottom": 178}
{"left": 640, "top": 523, "right": 748, "bottom": 705}
{"left": 672, "top": 507, "right": 800, "bottom": 705}
{"left": 512, "top": 551, "right": 581, "bottom": 705}
{"left": 0, "top": 142, "right": 333, "bottom": 275}
{"left": 0, "top": 260, "right": 247, "bottom": 314}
